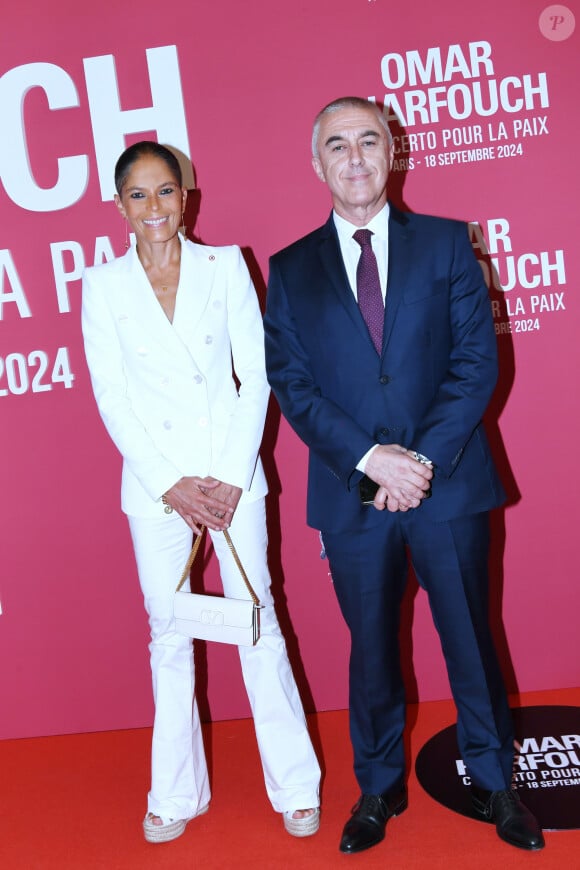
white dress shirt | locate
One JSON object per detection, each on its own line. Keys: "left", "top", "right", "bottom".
{"left": 333, "top": 203, "right": 390, "bottom": 302}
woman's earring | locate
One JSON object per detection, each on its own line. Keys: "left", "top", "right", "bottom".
{"left": 124, "top": 220, "right": 130, "bottom": 250}
{"left": 180, "top": 212, "right": 187, "bottom": 239}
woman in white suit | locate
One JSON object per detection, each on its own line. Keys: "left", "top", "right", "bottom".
{"left": 81, "top": 141, "right": 320, "bottom": 843}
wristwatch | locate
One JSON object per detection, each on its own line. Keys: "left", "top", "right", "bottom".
{"left": 410, "top": 450, "right": 433, "bottom": 499}
{"left": 410, "top": 450, "right": 433, "bottom": 467}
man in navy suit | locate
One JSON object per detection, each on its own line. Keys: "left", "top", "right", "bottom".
{"left": 264, "top": 96, "right": 544, "bottom": 854}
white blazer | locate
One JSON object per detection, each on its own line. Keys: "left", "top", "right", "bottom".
{"left": 82, "top": 236, "right": 268, "bottom": 518}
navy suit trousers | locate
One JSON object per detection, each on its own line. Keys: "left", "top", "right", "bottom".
{"left": 321, "top": 508, "right": 514, "bottom": 795}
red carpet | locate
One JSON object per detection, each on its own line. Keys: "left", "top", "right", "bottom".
{"left": 1, "top": 688, "right": 578, "bottom": 869}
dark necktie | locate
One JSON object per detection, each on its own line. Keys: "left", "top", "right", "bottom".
{"left": 353, "top": 229, "right": 384, "bottom": 354}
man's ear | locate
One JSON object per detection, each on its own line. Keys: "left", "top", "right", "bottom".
{"left": 312, "top": 157, "right": 326, "bottom": 183}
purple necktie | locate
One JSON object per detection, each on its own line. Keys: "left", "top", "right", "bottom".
{"left": 353, "top": 229, "right": 384, "bottom": 354}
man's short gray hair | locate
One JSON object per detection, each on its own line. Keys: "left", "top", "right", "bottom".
{"left": 312, "top": 97, "right": 393, "bottom": 158}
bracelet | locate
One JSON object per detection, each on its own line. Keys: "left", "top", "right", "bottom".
{"left": 161, "top": 493, "right": 173, "bottom": 514}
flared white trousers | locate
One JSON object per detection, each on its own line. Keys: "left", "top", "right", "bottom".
{"left": 128, "top": 498, "right": 320, "bottom": 821}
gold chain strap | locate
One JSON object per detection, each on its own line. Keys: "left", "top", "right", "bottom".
{"left": 175, "top": 526, "right": 260, "bottom": 606}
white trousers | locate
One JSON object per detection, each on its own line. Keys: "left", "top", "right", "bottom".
{"left": 128, "top": 498, "right": 320, "bottom": 820}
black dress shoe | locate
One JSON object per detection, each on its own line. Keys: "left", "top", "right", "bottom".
{"left": 339, "top": 787, "right": 408, "bottom": 854}
{"left": 471, "top": 786, "right": 545, "bottom": 850}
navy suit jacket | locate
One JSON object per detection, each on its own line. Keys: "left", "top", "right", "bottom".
{"left": 264, "top": 205, "right": 505, "bottom": 533}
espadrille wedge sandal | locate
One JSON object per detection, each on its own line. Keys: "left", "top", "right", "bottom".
{"left": 283, "top": 807, "right": 320, "bottom": 837}
{"left": 143, "top": 804, "right": 209, "bottom": 843}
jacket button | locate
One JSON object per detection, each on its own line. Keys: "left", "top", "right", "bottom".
{"left": 377, "top": 428, "right": 390, "bottom": 439}
{"left": 163, "top": 420, "right": 172, "bottom": 430}
{"left": 194, "top": 375, "right": 203, "bottom": 384}
{"left": 205, "top": 335, "right": 213, "bottom": 344}
{"left": 379, "top": 375, "right": 390, "bottom": 385}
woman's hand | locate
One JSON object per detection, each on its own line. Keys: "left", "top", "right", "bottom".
{"left": 198, "top": 477, "right": 243, "bottom": 518}
{"left": 162, "top": 477, "right": 235, "bottom": 534}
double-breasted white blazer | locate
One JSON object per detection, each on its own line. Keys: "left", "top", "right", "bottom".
{"left": 82, "top": 236, "right": 268, "bottom": 518}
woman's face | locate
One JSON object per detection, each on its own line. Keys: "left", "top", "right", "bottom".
{"left": 115, "top": 154, "right": 187, "bottom": 246}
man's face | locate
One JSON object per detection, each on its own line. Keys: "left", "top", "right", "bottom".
{"left": 312, "top": 105, "right": 393, "bottom": 224}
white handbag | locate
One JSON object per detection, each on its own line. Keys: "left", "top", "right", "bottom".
{"left": 173, "top": 526, "right": 261, "bottom": 646}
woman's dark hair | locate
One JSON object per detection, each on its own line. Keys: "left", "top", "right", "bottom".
{"left": 114, "top": 141, "right": 183, "bottom": 195}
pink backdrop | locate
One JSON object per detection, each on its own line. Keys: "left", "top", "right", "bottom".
{"left": 1, "top": 0, "right": 578, "bottom": 739}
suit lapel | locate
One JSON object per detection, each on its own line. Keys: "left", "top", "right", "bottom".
{"left": 172, "top": 236, "right": 215, "bottom": 347}
{"left": 317, "top": 215, "right": 375, "bottom": 348}
{"left": 383, "top": 205, "right": 413, "bottom": 354}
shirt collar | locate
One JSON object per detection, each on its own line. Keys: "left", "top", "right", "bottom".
{"left": 333, "top": 202, "right": 390, "bottom": 246}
